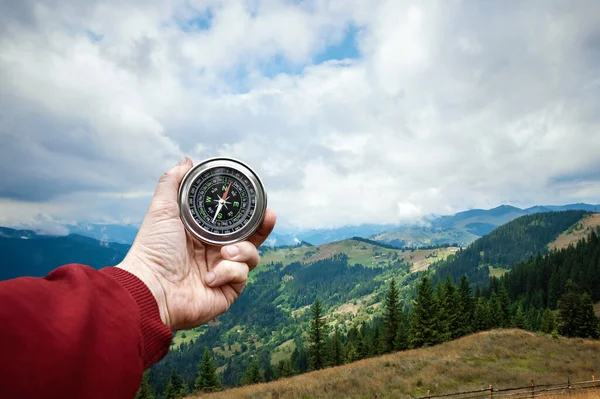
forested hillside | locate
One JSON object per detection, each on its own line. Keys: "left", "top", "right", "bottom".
{"left": 144, "top": 229, "right": 600, "bottom": 399}
{"left": 146, "top": 251, "right": 421, "bottom": 395}
{"left": 433, "top": 211, "right": 588, "bottom": 285}
{"left": 0, "top": 228, "right": 129, "bottom": 280}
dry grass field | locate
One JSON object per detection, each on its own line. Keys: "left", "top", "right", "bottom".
{"left": 549, "top": 213, "right": 600, "bottom": 251}
{"left": 188, "top": 329, "right": 600, "bottom": 399}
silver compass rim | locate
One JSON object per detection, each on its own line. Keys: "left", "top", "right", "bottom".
{"left": 178, "top": 157, "right": 267, "bottom": 246}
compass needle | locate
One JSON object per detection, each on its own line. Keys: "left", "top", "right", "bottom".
{"left": 178, "top": 158, "right": 267, "bottom": 246}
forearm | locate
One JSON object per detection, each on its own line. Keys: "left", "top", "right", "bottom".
{"left": 0, "top": 264, "right": 172, "bottom": 399}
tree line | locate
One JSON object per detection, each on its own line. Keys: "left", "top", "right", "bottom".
{"left": 139, "top": 226, "right": 599, "bottom": 398}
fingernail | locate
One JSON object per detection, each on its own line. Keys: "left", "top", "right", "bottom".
{"left": 206, "top": 272, "right": 216, "bottom": 284}
{"left": 225, "top": 245, "right": 240, "bottom": 257}
{"left": 177, "top": 156, "right": 188, "bottom": 166}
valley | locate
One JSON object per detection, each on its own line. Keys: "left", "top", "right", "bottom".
{"left": 1, "top": 209, "right": 599, "bottom": 399}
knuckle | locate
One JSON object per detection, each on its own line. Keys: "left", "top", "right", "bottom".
{"left": 158, "top": 172, "right": 175, "bottom": 186}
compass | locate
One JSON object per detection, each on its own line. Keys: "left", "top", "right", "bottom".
{"left": 178, "top": 157, "right": 267, "bottom": 246}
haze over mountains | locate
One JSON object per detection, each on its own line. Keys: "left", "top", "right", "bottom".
{"left": 33, "top": 203, "right": 600, "bottom": 247}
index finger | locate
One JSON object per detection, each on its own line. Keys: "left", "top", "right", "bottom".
{"left": 247, "top": 208, "right": 277, "bottom": 248}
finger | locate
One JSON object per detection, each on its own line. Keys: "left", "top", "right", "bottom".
{"left": 221, "top": 241, "right": 260, "bottom": 269}
{"left": 152, "top": 157, "right": 193, "bottom": 204}
{"left": 205, "top": 260, "right": 249, "bottom": 287}
{"left": 248, "top": 208, "right": 277, "bottom": 248}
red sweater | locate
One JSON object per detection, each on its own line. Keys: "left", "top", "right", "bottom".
{"left": 0, "top": 264, "right": 173, "bottom": 398}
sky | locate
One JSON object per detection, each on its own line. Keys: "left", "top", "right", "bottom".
{"left": 0, "top": 0, "right": 599, "bottom": 233}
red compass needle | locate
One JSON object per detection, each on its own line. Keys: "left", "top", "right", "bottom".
{"left": 222, "top": 182, "right": 232, "bottom": 200}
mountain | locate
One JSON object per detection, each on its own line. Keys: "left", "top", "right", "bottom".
{"left": 433, "top": 210, "right": 590, "bottom": 285}
{"left": 192, "top": 330, "right": 600, "bottom": 399}
{"left": 66, "top": 223, "right": 140, "bottom": 244}
{"left": 373, "top": 204, "right": 599, "bottom": 248}
{"left": 0, "top": 227, "right": 129, "bottom": 280}
{"left": 15, "top": 203, "right": 595, "bottom": 247}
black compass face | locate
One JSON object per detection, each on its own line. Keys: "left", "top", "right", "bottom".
{"left": 187, "top": 166, "right": 256, "bottom": 235}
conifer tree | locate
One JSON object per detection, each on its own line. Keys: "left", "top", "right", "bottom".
{"left": 498, "top": 284, "right": 512, "bottom": 327}
{"left": 557, "top": 280, "right": 583, "bottom": 337}
{"left": 409, "top": 276, "right": 441, "bottom": 348}
{"left": 458, "top": 275, "right": 474, "bottom": 336}
{"left": 488, "top": 293, "right": 503, "bottom": 329}
{"left": 135, "top": 372, "right": 154, "bottom": 399}
{"left": 383, "top": 278, "right": 401, "bottom": 352}
{"left": 473, "top": 297, "right": 490, "bottom": 331}
{"left": 243, "top": 359, "right": 264, "bottom": 385}
{"left": 308, "top": 299, "right": 326, "bottom": 370}
{"left": 164, "top": 370, "right": 188, "bottom": 399}
{"left": 331, "top": 326, "right": 344, "bottom": 366}
{"left": 195, "top": 348, "right": 222, "bottom": 392}
{"left": 576, "top": 292, "right": 600, "bottom": 339}
{"left": 356, "top": 323, "right": 370, "bottom": 359}
{"left": 277, "top": 359, "right": 293, "bottom": 378}
{"left": 393, "top": 312, "right": 409, "bottom": 351}
{"left": 439, "top": 276, "right": 461, "bottom": 340}
{"left": 540, "top": 308, "right": 555, "bottom": 334}
{"left": 291, "top": 338, "right": 309, "bottom": 373}
{"left": 514, "top": 304, "right": 526, "bottom": 329}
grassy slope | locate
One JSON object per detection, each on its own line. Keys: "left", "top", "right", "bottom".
{"left": 192, "top": 329, "right": 600, "bottom": 399}
{"left": 259, "top": 239, "right": 459, "bottom": 272}
{"left": 549, "top": 213, "right": 600, "bottom": 251}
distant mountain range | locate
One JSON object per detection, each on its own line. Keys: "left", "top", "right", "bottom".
{"left": 0, "top": 227, "right": 129, "bottom": 280}
{"left": 278, "top": 203, "right": 600, "bottom": 247}
{"left": 2, "top": 203, "right": 599, "bottom": 250}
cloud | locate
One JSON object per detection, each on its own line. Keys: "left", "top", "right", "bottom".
{"left": 0, "top": 0, "right": 599, "bottom": 230}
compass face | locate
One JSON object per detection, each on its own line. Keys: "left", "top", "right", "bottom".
{"left": 188, "top": 167, "right": 256, "bottom": 235}
{"left": 179, "top": 158, "right": 267, "bottom": 245}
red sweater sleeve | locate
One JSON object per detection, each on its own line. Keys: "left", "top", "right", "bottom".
{"left": 0, "top": 264, "right": 172, "bottom": 399}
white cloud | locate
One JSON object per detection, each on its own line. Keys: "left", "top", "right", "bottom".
{"left": 0, "top": 0, "right": 599, "bottom": 231}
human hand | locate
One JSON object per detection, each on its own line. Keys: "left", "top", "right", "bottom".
{"left": 117, "top": 157, "right": 276, "bottom": 331}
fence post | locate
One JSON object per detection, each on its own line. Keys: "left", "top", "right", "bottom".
{"left": 489, "top": 384, "right": 493, "bottom": 398}
{"left": 427, "top": 390, "right": 430, "bottom": 399}
{"left": 568, "top": 375, "right": 571, "bottom": 397}
{"left": 531, "top": 379, "right": 535, "bottom": 398}
{"left": 593, "top": 375, "right": 596, "bottom": 388}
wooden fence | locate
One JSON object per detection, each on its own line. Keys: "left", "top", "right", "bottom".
{"left": 414, "top": 376, "right": 599, "bottom": 399}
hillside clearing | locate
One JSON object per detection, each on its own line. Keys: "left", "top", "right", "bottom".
{"left": 549, "top": 213, "right": 600, "bottom": 251}
{"left": 259, "top": 239, "right": 459, "bottom": 273}
{"left": 191, "top": 329, "right": 599, "bottom": 399}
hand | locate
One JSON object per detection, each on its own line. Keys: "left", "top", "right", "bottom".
{"left": 117, "top": 157, "right": 277, "bottom": 331}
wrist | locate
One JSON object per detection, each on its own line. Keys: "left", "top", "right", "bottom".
{"left": 117, "top": 253, "right": 171, "bottom": 330}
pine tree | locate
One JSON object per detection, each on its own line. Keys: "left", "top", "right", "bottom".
{"left": 331, "top": 326, "right": 343, "bottom": 366}
{"left": 473, "top": 297, "right": 490, "bottom": 332}
{"left": 439, "top": 276, "right": 461, "bottom": 340}
{"left": 164, "top": 370, "right": 188, "bottom": 399}
{"left": 540, "top": 308, "right": 555, "bottom": 334}
{"left": 458, "top": 275, "right": 474, "bottom": 336}
{"left": 488, "top": 293, "right": 503, "bottom": 329}
{"left": 393, "top": 312, "right": 409, "bottom": 351}
{"left": 243, "top": 359, "right": 264, "bottom": 385}
{"left": 277, "top": 359, "right": 293, "bottom": 378}
{"left": 135, "top": 372, "right": 155, "bottom": 399}
{"left": 576, "top": 292, "right": 600, "bottom": 339}
{"left": 195, "top": 348, "right": 222, "bottom": 392}
{"left": 557, "top": 280, "right": 582, "bottom": 337}
{"left": 308, "top": 299, "right": 326, "bottom": 370}
{"left": 409, "top": 276, "right": 441, "bottom": 348}
{"left": 383, "top": 278, "right": 401, "bottom": 352}
{"left": 514, "top": 304, "right": 526, "bottom": 329}
{"left": 291, "top": 339, "right": 309, "bottom": 373}
{"left": 498, "top": 284, "right": 512, "bottom": 327}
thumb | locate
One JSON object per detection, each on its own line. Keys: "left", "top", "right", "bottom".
{"left": 152, "top": 157, "right": 193, "bottom": 204}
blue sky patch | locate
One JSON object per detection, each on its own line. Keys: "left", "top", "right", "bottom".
{"left": 314, "top": 24, "right": 361, "bottom": 64}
